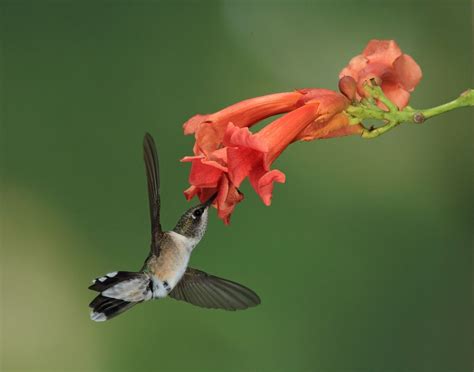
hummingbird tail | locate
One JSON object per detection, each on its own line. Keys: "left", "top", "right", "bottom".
{"left": 88, "top": 271, "right": 153, "bottom": 322}
{"left": 89, "top": 295, "right": 138, "bottom": 321}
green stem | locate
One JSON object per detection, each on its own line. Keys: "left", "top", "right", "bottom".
{"left": 345, "top": 87, "right": 474, "bottom": 139}
{"left": 421, "top": 90, "right": 474, "bottom": 119}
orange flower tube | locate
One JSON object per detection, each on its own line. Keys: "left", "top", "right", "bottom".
{"left": 182, "top": 90, "right": 331, "bottom": 155}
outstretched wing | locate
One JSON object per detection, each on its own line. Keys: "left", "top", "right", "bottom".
{"left": 143, "top": 133, "right": 162, "bottom": 248}
{"left": 169, "top": 267, "right": 261, "bottom": 311}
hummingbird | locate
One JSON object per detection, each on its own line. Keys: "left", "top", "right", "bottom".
{"left": 88, "top": 133, "right": 260, "bottom": 321}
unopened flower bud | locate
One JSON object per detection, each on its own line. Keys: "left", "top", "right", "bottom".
{"left": 338, "top": 76, "right": 357, "bottom": 100}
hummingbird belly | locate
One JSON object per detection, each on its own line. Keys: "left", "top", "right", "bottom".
{"left": 148, "top": 231, "right": 195, "bottom": 298}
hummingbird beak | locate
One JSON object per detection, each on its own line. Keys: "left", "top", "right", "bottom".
{"left": 203, "top": 192, "right": 218, "bottom": 208}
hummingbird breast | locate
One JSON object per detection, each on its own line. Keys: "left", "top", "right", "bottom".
{"left": 147, "top": 231, "right": 197, "bottom": 298}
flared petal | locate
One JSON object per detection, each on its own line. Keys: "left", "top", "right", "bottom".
{"left": 249, "top": 168, "right": 286, "bottom": 206}
{"left": 193, "top": 121, "right": 228, "bottom": 154}
{"left": 184, "top": 185, "right": 199, "bottom": 201}
{"left": 381, "top": 82, "right": 411, "bottom": 110}
{"left": 181, "top": 148, "right": 244, "bottom": 224}
{"left": 225, "top": 146, "right": 260, "bottom": 187}
{"left": 183, "top": 114, "right": 210, "bottom": 135}
{"left": 393, "top": 54, "right": 423, "bottom": 91}
{"left": 340, "top": 55, "right": 367, "bottom": 82}
{"left": 339, "top": 39, "right": 422, "bottom": 109}
{"left": 183, "top": 175, "right": 243, "bottom": 225}
{"left": 183, "top": 157, "right": 224, "bottom": 188}
{"left": 363, "top": 39, "right": 402, "bottom": 64}
{"left": 215, "top": 175, "right": 244, "bottom": 224}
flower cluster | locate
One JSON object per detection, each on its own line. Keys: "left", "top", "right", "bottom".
{"left": 339, "top": 39, "right": 422, "bottom": 109}
{"left": 181, "top": 40, "right": 422, "bottom": 223}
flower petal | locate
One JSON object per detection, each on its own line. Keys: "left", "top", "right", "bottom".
{"left": 224, "top": 124, "right": 268, "bottom": 154}
{"left": 381, "top": 81, "right": 411, "bottom": 110}
{"left": 183, "top": 114, "right": 210, "bottom": 135}
{"left": 187, "top": 158, "right": 224, "bottom": 188}
{"left": 363, "top": 39, "right": 402, "bottom": 64}
{"left": 393, "top": 54, "right": 422, "bottom": 92}
{"left": 249, "top": 168, "right": 285, "bottom": 206}
{"left": 339, "top": 39, "right": 422, "bottom": 108}
{"left": 216, "top": 175, "right": 244, "bottom": 224}
{"left": 339, "top": 55, "right": 367, "bottom": 82}
{"left": 226, "top": 146, "right": 260, "bottom": 187}
{"left": 183, "top": 174, "right": 244, "bottom": 225}
{"left": 184, "top": 185, "right": 199, "bottom": 201}
{"left": 181, "top": 149, "right": 228, "bottom": 188}
{"left": 193, "top": 121, "right": 228, "bottom": 154}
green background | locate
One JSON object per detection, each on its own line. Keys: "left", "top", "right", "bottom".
{"left": 1, "top": 1, "right": 472, "bottom": 371}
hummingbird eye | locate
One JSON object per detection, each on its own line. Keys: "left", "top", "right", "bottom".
{"left": 192, "top": 208, "right": 203, "bottom": 218}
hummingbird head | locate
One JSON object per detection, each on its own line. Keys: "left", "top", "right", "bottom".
{"left": 173, "top": 193, "right": 217, "bottom": 240}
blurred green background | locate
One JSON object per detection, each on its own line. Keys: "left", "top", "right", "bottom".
{"left": 1, "top": 1, "right": 472, "bottom": 371}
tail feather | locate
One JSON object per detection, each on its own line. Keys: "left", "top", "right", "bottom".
{"left": 89, "top": 271, "right": 142, "bottom": 292}
{"left": 89, "top": 295, "right": 138, "bottom": 322}
{"left": 88, "top": 271, "right": 152, "bottom": 322}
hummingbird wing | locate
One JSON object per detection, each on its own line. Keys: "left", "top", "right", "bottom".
{"left": 143, "top": 133, "right": 162, "bottom": 248}
{"left": 168, "top": 267, "right": 261, "bottom": 311}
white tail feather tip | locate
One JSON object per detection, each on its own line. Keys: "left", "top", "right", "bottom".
{"left": 90, "top": 311, "right": 107, "bottom": 322}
